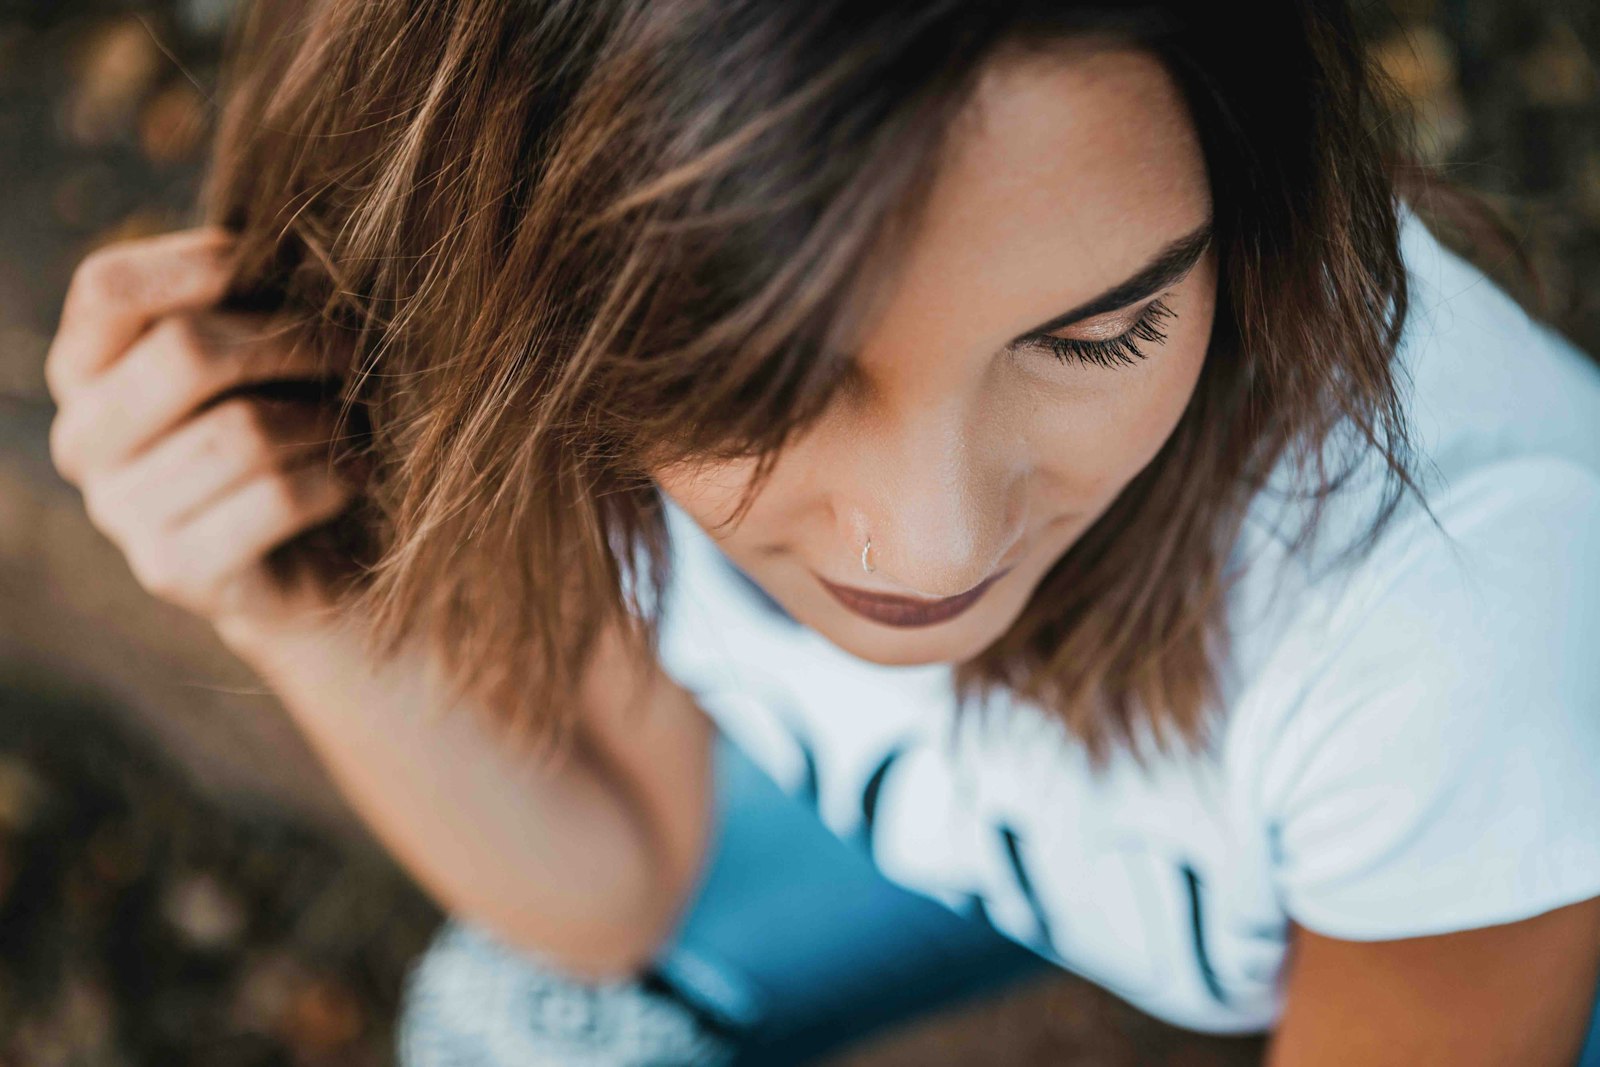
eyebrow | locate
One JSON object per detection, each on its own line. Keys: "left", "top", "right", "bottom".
{"left": 1011, "top": 219, "right": 1215, "bottom": 340}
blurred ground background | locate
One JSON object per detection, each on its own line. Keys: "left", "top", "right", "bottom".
{"left": 0, "top": 1, "right": 1596, "bottom": 1064}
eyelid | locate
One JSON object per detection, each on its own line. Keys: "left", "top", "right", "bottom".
{"left": 1051, "top": 312, "right": 1140, "bottom": 342}
{"left": 1026, "top": 291, "right": 1168, "bottom": 345}
{"left": 1014, "top": 296, "right": 1177, "bottom": 370}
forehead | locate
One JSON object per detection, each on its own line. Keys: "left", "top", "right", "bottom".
{"left": 856, "top": 44, "right": 1210, "bottom": 359}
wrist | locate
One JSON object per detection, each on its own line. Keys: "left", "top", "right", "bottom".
{"left": 213, "top": 606, "right": 352, "bottom": 675}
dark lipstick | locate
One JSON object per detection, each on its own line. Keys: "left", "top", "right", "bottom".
{"left": 816, "top": 568, "right": 1010, "bottom": 628}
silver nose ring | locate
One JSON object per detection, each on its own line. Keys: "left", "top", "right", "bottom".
{"left": 861, "top": 537, "right": 875, "bottom": 574}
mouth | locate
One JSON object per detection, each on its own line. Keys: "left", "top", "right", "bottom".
{"left": 816, "top": 567, "right": 1012, "bottom": 629}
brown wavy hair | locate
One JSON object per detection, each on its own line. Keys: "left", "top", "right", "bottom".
{"left": 201, "top": 0, "right": 1511, "bottom": 768}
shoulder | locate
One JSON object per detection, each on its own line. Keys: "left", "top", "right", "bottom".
{"left": 1222, "top": 455, "right": 1600, "bottom": 942}
{"left": 1214, "top": 211, "right": 1600, "bottom": 942}
{"left": 1228, "top": 203, "right": 1600, "bottom": 660}
{"left": 1391, "top": 201, "right": 1600, "bottom": 480}
{"left": 1227, "top": 447, "right": 1600, "bottom": 749}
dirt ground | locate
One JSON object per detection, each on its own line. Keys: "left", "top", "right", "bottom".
{"left": 0, "top": 1, "right": 1595, "bottom": 1064}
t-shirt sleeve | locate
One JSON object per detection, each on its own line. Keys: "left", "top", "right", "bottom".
{"left": 1250, "top": 456, "right": 1600, "bottom": 941}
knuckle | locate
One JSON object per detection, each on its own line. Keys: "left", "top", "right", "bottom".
{"left": 46, "top": 410, "right": 82, "bottom": 482}
{"left": 260, "top": 471, "right": 305, "bottom": 516}
{"left": 151, "top": 310, "right": 202, "bottom": 351}
{"left": 185, "top": 403, "right": 249, "bottom": 468}
{"left": 79, "top": 482, "right": 119, "bottom": 533}
{"left": 150, "top": 313, "right": 210, "bottom": 370}
{"left": 42, "top": 344, "right": 72, "bottom": 402}
{"left": 174, "top": 226, "right": 239, "bottom": 275}
{"left": 72, "top": 245, "right": 142, "bottom": 307}
{"left": 213, "top": 396, "right": 270, "bottom": 443}
{"left": 142, "top": 315, "right": 214, "bottom": 399}
{"left": 127, "top": 540, "right": 185, "bottom": 600}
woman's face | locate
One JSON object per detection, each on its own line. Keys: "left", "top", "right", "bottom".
{"left": 654, "top": 44, "right": 1217, "bottom": 667}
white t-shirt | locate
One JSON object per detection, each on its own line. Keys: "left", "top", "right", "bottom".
{"left": 650, "top": 204, "right": 1600, "bottom": 1034}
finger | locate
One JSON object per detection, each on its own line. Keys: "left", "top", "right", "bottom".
{"left": 87, "top": 397, "right": 348, "bottom": 536}
{"left": 50, "top": 310, "right": 330, "bottom": 485}
{"left": 44, "top": 226, "right": 239, "bottom": 403}
{"left": 161, "top": 461, "right": 359, "bottom": 607}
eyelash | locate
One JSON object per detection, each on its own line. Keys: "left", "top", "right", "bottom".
{"left": 1024, "top": 297, "right": 1178, "bottom": 369}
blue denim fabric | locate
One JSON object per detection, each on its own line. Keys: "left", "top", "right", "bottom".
{"left": 644, "top": 733, "right": 1052, "bottom": 1065}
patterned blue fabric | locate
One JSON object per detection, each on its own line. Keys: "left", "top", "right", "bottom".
{"left": 396, "top": 918, "right": 737, "bottom": 1066}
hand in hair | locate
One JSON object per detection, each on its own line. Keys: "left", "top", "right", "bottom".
{"left": 43, "top": 229, "right": 714, "bottom": 980}
{"left": 44, "top": 226, "right": 364, "bottom": 649}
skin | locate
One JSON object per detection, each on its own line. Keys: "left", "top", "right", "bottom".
{"left": 656, "top": 43, "right": 1600, "bottom": 1064}
{"left": 44, "top": 41, "right": 1600, "bottom": 1062}
{"left": 655, "top": 45, "right": 1217, "bottom": 667}
{"left": 44, "top": 231, "right": 717, "bottom": 980}
{"left": 1272, "top": 905, "right": 1600, "bottom": 1066}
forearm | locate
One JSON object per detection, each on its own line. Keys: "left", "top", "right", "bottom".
{"left": 224, "top": 618, "right": 671, "bottom": 981}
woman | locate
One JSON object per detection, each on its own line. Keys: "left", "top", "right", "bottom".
{"left": 42, "top": 0, "right": 1600, "bottom": 1062}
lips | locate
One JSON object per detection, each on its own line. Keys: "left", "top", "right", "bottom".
{"left": 817, "top": 568, "right": 1011, "bottom": 628}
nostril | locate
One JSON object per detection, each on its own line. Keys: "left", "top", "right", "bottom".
{"left": 843, "top": 518, "right": 1026, "bottom": 601}
{"left": 836, "top": 461, "right": 1030, "bottom": 599}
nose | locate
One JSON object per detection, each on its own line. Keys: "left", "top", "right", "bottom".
{"left": 836, "top": 397, "right": 1026, "bottom": 599}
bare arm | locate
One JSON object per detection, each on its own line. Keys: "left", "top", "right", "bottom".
{"left": 45, "top": 226, "right": 715, "bottom": 982}
{"left": 1267, "top": 898, "right": 1600, "bottom": 1065}
{"left": 225, "top": 616, "right": 715, "bottom": 983}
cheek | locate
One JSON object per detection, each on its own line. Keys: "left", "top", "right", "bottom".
{"left": 1032, "top": 289, "right": 1213, "bottom": 504}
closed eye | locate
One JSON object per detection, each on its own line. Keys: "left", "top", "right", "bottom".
{"left": 1015, "top": 297, "right": 1177, "bottom": 369}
